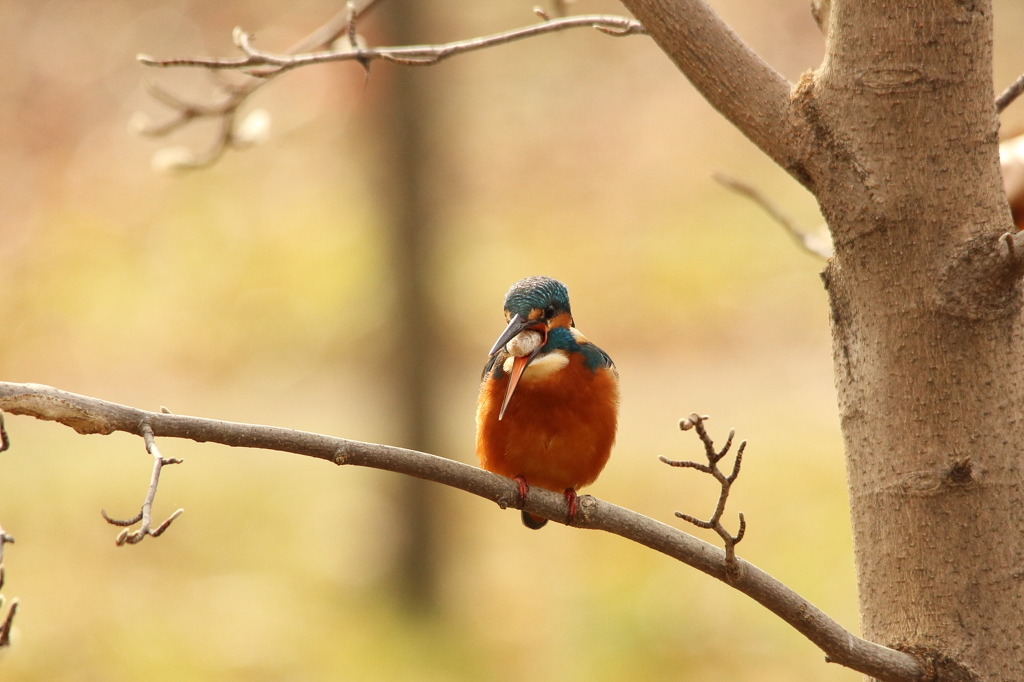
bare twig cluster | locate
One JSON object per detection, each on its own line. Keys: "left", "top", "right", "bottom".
{"left": 100, "top": 422, "right": 184, "bottom": 546}
{"left": 134, "top": 3, "right": 644, "bottom": 170}
{"left": 661, "top": 414, "right": 747, "bottom": 568}
{"left": 133, "top": 0, "right": 383, "bottom": 170}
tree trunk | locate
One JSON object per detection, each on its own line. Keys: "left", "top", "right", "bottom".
{"left": 806, "top": 1, "right": 1023, "bottom": 678}
{"left": 374, "top": 0, "right": 442, "bottom": 613}
{"left": 623, "top": 0, "right": 1023, "bottom": 677}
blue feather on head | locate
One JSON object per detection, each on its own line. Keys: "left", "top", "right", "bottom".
{"left": 502, "top": 276, "right": 572, "bottom": 320}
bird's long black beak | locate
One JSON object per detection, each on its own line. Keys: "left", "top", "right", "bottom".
{"left": 488, "top": 313, "right": 531, "bottom": 357}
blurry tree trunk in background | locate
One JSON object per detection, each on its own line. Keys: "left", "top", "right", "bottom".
{"left": 373, "top": 0, "right": 440, "bottom": 613}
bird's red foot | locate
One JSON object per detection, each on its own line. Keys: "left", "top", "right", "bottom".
{"left": 514, "top": 476, "right": 530, "bottom": 507}
{"left": 564, "top": 488, "right": 578, "bottom": 523}
{"left": 515, "top": 476, "right": 548, "bottom": 529}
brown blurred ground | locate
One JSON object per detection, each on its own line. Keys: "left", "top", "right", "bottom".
{"left": 2, "top": 1, "right": 1024, "bottom": 680}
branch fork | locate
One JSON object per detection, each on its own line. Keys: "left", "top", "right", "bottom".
{"left": 141, "top": 14, "right": 645, "bottom": 73}
{"left": 134, "top": 4, "right": 644, "bottom": 170}
{"left": 101, "top": 422, "right": 184, "bottom": 546}
{"left": 661, "top": 413, "right": 747, "bottom": 569}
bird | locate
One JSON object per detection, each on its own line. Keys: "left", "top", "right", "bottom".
{"left": 476, "top": 276, "right": 619, "bottom": 529}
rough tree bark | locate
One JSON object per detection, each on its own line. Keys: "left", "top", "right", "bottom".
{"left": 622, "top": 0, "right": 1022, "bottom": 679}
{"left": 815, "top": 4, "right": 1023, "bottom": 678}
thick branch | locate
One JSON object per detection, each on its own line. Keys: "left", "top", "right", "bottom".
{"left": 617, "top": 0, "right": 802, "bottom": 173}
{"left": 0, "top": 382, "right": 924, "bottom": 681}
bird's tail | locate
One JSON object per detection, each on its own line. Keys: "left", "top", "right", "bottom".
{"left": 521, "top": 511, "right": 548, "bottom": 530}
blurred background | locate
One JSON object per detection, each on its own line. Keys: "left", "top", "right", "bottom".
{"left": 1, "top": 1, "right": 1023, "bottom": 680}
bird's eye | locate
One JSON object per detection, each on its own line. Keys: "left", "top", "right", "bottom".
{"left": 543, "top": 305, "right": 556, "bottom": 319}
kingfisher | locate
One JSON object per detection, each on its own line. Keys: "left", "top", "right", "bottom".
{"left": 476, "top": 276, "right": 619, "bottom": 529}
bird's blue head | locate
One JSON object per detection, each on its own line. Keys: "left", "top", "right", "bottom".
{"left": 488, "top": 277, "right": 577, "bottom": 420}
{"left": 502, "top": 276, "right": 572, "bottom": 325}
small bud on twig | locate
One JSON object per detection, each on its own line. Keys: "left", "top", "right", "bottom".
{"left": 234, "top": 109, "right": 272, "bottom": 146}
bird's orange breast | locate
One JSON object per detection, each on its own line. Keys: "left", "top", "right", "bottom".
{"left": 476, "top": 352, "right": 619, "bottom": 493}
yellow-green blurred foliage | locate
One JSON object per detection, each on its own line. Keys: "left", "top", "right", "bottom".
{"left": 2, "top": 1, "right": 1024, "bottom": 680}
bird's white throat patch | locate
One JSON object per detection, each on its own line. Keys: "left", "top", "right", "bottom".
{"left": 503, "top": 350, "right": 569, "bottom": 380}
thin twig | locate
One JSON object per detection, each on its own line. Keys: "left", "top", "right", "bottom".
{"left": 134, "top": 0, "right": 384, "bottom": 170}
{"left": 0, "top": 381, "right": 925, "bottom": 682}
{"left": 0, "top": 525, "right": 15, "bottom": 649}
{"left": 136, "top": 8, "right": 642, "bottom": 170}
{"left": 713, "top": 172, "right": 833, "bottom": 259}
{"left": 661, "top": 413, "right": 747, "bottom": 569}
{"left": 996, "top": 73, "right": 1024, "bottom": 113}
{"left": 139, "top": 15, "right": 645, "bottom": 71}
{"left": 0, "top": 598, "right": 16, "bottom": 648}
{"left": 1003, "top": 232, "right": 1017, "bottom": 261}
{"left": 100, "top": 422, "right": 184, "bottom": 546}
{"left": 0, "top": 411, "right": 9, "bottom": 452}
{"left": 0, "top": 528, "right": 12, "bottom": 572}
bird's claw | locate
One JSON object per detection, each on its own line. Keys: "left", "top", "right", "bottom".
{"left": 514, "top": 476, "right": 530, "bottom": 508}
{"left": 564, "top": 488, "right": 578, "bottom": 523}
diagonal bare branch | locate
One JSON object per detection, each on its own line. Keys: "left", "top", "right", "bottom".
{"left": 996, "top": 73, "right": 1024, "bottom": 113}
{"left": 0, "top": 381, "right": 924, "bottom": 682}
{"left": 617, "top": 0, "right": 803, "bottom": 176}
{"left": 713, "top": 172, "right": 833, "bottom": 259}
